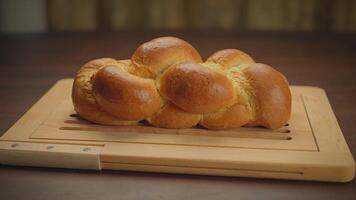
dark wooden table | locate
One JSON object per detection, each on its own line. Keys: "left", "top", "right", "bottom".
{"left": 0, "top": 31, "right": 355, "bottom": 200}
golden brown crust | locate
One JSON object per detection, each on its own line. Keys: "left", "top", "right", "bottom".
{"left": 198, "top": 49, "right": 290, "bottom": 129}
{"left": 72, "top": 37, "right": 291, "bottom": 130}
{"left": 243, "top": 63, "right": 291, "bottom": 129}
{"left": 197, "top": 49, "right": 255, "bottom": 129}
{"left": 147, "top": 102, "right": 201, "bottom": 129}
{"left": 207, "top": 49, "right": 255, "bottom": 70}
{"left": 199, "top": 103, "right": 251, "bottom": 129}
{"left": 92, "top": 65, "right": 162, "bottom": 120}
{"left": 72, "top": 58, "right": 138, "bottom": 125}
{"left": 131, "top": 36, "right": 202, "bottom": 77}
{"left": 158, "top": 63, "right": 235, "bottom": 113}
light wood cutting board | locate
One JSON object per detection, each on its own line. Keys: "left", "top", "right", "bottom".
{"left": 0, "top": 79, "right": 354, "bottom": 182}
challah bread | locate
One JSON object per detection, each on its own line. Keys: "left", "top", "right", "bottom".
{"left": 72, "top": 58, "right": 138, "bottom": 125}
{"left": 92, "top": 65, "right": 162, "bottom": 120}
{"left": 131, "top": 36, "right": 203, "bottom": 78}
{"left": 72, "top": 36, "right": 291, "bottom": 129}
{"left": 206, "top": 49, "right": 255, "bottom": 69}
{"left": 199, "top": 49, "right": 291, "bottom": 129}
{"left": 147, "top": 101, "right": 201, "bottom": 128}
{"left": 158, "top": 63, "right": 236, "bottom": 113}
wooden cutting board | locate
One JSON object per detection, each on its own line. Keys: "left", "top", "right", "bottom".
{"left": 0, "top": 79, "right": 354, "bottom": 182}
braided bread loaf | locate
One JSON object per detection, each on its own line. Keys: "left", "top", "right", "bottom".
{"left": 72, "top": 36, "right": 291, "bottom": 129}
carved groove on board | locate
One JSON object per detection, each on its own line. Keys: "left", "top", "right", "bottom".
{"left": 61, "top": 113, "right": 293, "bottom": 140}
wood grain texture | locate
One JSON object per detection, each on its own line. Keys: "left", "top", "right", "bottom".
{"left": 0, "top": 141, "right": 102, "bottom": 170}
{"left": 0, "top": 31, "right": 356, "bottom": 199}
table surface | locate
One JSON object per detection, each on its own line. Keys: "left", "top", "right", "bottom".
{"left": 0, "top": 31, "right": 355, "bottom": 200}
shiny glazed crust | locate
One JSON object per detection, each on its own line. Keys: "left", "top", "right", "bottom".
{"left": 72, "top": 37, "right": 291, "bottom": 129}
{"left": 131, "top": 36, "right": 203, "bottom": 77}
{"left": 158, "top": 63, "right": 235, "bottom": 114}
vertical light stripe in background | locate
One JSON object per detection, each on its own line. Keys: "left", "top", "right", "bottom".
{"left": 99, "top": 0, "right": 146, "bottom": 30}
{"left": 147, "top": 0, "right": 184, "bottom": 29}
{"left": 48, "top": 0, "right": 97, "bottom": 31}
{"left": 185, "top": 0, "right": 244, "bottom": 29}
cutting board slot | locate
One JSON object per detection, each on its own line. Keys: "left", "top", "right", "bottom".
{"left": 101, "top": 161, "right": 304, "bottom": 176}
{"left": 60, "top": 115, "right": 293, "bottom": 141}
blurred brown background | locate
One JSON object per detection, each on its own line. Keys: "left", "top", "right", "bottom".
{"left": 1, "top": 0, "right": 356, "bottom": 34}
